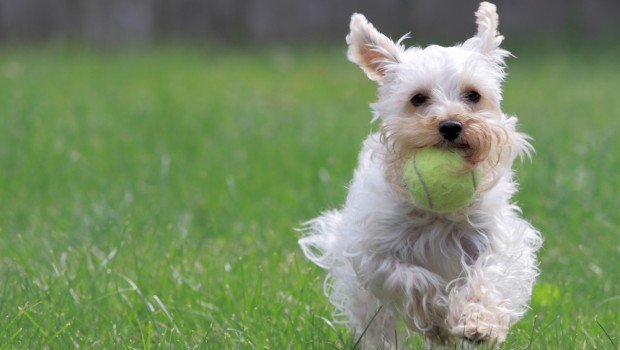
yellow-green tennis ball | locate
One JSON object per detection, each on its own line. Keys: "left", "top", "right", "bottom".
{"left": 403, "top": 147, "right": 481, "bottom": 213}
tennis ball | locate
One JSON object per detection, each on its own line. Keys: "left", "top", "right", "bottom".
{"left": 403, "top": 147, "right": 481, "bottom": 213}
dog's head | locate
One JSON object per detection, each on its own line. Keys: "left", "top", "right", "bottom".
{"left": 347, "top": 2, "right": 531, "bottom": 188}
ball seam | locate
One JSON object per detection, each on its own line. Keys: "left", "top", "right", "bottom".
{"left": 413, "top": 151, "right": 434, "bottom": 209}
{"left": 470, "top": 169, "right": 478, "bottom": 190}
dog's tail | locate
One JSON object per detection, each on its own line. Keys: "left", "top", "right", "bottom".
{"left": 298, "top": 210, "right": 342, "bottom": 270}
{"left": 299, "top": 210, "right": 360, "bottom": 326}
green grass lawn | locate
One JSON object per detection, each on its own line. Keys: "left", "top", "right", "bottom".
{"left": 0, "top": 42, "right": 619, "bottom": 349}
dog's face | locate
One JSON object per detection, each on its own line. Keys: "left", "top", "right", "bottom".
{"left": 347, "top": 2, "right": 530, "bottom": 188}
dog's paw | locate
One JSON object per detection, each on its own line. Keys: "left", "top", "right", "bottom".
{"left": 451, "top": 305, "right": 508, "bottom": 347}
{"left": 461, "top": 328, "right": 495, "bottom": 346}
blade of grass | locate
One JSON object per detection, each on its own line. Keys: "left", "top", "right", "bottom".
{"left": 41, "top": 322, "right": 72, "bottom": 348}
{"left": 350, "top": 305, "right": 383, "bottom": 350}
{"left": 0, "top": 328, "right": 23, "bottom": 350}
{"left": 596, "top": 320, "right": 617, "bottom": 349}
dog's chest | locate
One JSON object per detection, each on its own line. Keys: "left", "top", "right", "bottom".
{"left": 395, "top": 223, "right": 486, "bottom": 279}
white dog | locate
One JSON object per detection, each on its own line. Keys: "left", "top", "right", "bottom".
{"left": 299, "top": 2, "right": 542, "bottom": 348}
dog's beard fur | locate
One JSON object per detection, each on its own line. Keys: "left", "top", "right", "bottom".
{"left": 380, "top": 113, "right": 513, "bottom": 197}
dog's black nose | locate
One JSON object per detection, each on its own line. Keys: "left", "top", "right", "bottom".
{"left": 438, "top": 120, "right": 462, "bottom": 141}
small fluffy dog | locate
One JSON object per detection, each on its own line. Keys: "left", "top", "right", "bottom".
{"left": 299, "top": 2, "right": 542, "bottom": 348}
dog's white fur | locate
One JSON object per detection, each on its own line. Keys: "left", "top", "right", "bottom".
{"left": 299, "top": 2, "right": 542, "bottom": 348}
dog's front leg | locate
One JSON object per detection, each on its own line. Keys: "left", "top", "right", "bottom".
{"left": 445, "top": 222, "right": 540, "bottom": 345}
{"left": 445, "top": 260, "right": 529, "bottom": 344}
{"left": 355, "top": 258, "right": 453, "bottom": 343}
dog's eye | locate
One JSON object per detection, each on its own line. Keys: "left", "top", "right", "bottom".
{"left": 410, "top": 93, "right": 429, "bottom": 107}
{"left": 465, "top": 90, "right": 481, "bottom": 103}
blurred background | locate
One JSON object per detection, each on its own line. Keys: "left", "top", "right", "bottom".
{"left": 0, "top": 0, "right": 619, "bottom": 46}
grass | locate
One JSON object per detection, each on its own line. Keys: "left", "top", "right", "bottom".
{"left": 0, "top": 42, "right": 619, "bottom": 349}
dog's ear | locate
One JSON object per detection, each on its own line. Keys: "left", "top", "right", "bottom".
{"left": 347, "top": 14, "right": 403, "bottom": 83}
{"left": 464, "top": 2, "right": 508, "bottom": 64}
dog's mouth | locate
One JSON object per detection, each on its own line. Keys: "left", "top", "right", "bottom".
{"left": 436, "top": 119, "right": 484, "bottom": 167}
{"left": 445, "top": 120, "right": 493, "bottom": 168}
{"left": 380, "top": 114, "right": 515, "bottom": 195}
{"left": 380, "top": 114, "right": 505, "bottom": 169}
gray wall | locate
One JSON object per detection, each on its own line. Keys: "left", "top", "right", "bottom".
{"left": 0, "top": 0, "right": 618, "bottom": 46}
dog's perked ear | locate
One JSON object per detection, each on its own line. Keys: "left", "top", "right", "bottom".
{"left": 463, "top": 2, "right": 509, "bottom": 64}
{"left": 346, "top": 14, "right": 404, "bottom": 84}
